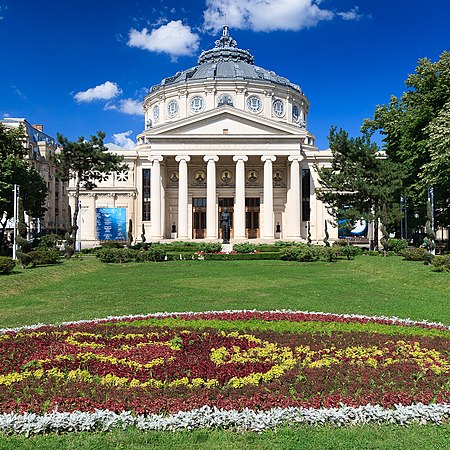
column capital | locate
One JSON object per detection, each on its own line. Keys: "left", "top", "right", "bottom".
{"left": 261, "top": 154, "right": 276, "bottom": 162}
{"left": 204, "top": 155, "right": 219, "bottom": 163}
{"left": 175, "top": 155, "right": 191, "bottom": 163}
{"left": 288, "top": 154, "right": 304, "bottom": 162}
{"left": 148, "top": 155, "right": 163, "bottom": 163}
{"left": 233, "top": 154, "right": 248, "bottom": 162}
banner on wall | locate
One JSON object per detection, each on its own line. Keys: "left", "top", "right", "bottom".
{"left": 96, "top": 208, "right": 126, "bottom": 241}
{"left": 338, "top": 218, "right": 368, "bottom": 238}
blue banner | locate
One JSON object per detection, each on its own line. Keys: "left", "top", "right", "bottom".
{"left": 96, "top": 208, "right": 127, "bottom": 241}
{"left": 338, "top": 219, "right": 368, "bottom": 238}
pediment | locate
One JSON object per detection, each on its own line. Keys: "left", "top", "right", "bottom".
{"left": 149, "top": 107, "right": 301, "bottom": 137}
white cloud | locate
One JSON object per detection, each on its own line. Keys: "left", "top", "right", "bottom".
{"left": 337, "top": 7, "right": 364, "bottom": 21}
{"left": 118, "top": 99, "right": 143, "bottom": 115}
{"left": 127, "top": 20, "right": 200, "bottom": 59}
{"left": 203, "top": 0, "right": 359, "bottom": 32}
{"left": 112, "top": 130, "right": 135, "bottom": 150}
{"left": 104, "top": 99, "right": 143, "bottom": 115}
{"left": 74, "top": 81, "right": 122, "bottom": 103}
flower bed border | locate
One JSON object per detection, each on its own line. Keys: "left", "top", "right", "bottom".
{"left": 1, "top": 310, "right": 449, "bottom": 435}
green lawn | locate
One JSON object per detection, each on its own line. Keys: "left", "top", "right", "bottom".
{"left": 0, "top": 256, "right": 449, "bottom": 448}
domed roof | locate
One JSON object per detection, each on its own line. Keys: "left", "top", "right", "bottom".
{"left": 150, "top": 26, "right": 302, "bottom": 94}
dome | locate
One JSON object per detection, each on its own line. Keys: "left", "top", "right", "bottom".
{"left": 150, "top": 26, "right": 302, "bottom": 94}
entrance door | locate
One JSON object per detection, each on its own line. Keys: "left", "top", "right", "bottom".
{"left": 193, "top": 198, "right": 206, "bottom": 239}
{"left": 218, "top": 198, "right": 234, "bottom": 240}
{"left": 245, "top": 197, "right": 260, "bottom": 239}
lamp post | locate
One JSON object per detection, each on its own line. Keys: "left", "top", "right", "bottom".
{"left": 12, "top": 184, "right": 20, "bottom": 260}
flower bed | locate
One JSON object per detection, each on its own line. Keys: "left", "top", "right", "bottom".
{"left": 0, "top": 310, "right": 449, "bottom": 434}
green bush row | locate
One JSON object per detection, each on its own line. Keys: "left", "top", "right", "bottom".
{"left": 432, "top": 255, "right": 450, "bottom": 272}
{"left": 280, "top": 244, "right": 361, "bottom": 262}
{"left": 96, "top": 248, "right": 167, "bottom": 263}
{"left": 16, "top": 249, "right": 61, "bottom": 268}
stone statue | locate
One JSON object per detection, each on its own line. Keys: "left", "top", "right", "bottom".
{"left": 221, "top": 207, "right": 231, "bottom": 244}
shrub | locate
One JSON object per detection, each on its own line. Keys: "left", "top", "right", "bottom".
{"left": 386, "top": 239, "right": 408, "bottom": 254}
{"left": 319, "top": 246, "right": 340, "bottom": 262}
{"left": 0, "top": 256, "right": 15, "bottom": 275}
{"left": 280, "top": 245, "right": 320, "bottom": 262}
{"left": 364, "top": 250, "right": 380, "bottom": 256}
{"left": 333, "top": 239, "right": 349, "bottom": 247}
{"left": 402, "top": 247, "right": 428, "bottom": 261}
{"left": 233, "top": 243, "right": 257, "bottom": 253}
{"left": 340, "top": 245, "right": 362, "bottom": 260}
{"left": 273, "top": 241, "right": 297, "bottom": 247}
{"left": 203, "top": 252, "right": 281, "bottom": 261}
{"left": 16, "top": 251, "right": 34, "bottom": 268}
{"left": 36, "top": 234, "right": 62, "bottom": 250}
{"left": 199, "top": 242, "right": 223, "bottom": 253}
{"left": 432, "top": 255, "right": 450, "bottom": 272}
{"left": 28, "top": 249, "right": 60, "bottom": 265}
{"left": 255, "top": 244, "right": 281, "bottom": 253}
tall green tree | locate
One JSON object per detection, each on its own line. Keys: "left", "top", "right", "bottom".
{"left": 55, "top": 131, "right": 125, "bottom": 250}
{"left": 363, "top": 51, "right": 450, "bottom": 227}
{"left": 0, "top": 124, "right": 47, "bottom": 253}
{"left": 315, "top": 127, "right": 403, "bottom": 249}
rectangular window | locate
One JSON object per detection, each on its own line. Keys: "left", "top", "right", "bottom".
{"left": 142, "top": 169, "right": 151, "bottom": 221}
{"left": 302, "top": 169, "right": 311, "bottom": 222}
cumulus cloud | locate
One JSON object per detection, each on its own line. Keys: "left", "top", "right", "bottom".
{"left": 203, "top": 0, "right": 335, "bottom": 32}
{"left": 74, "top": 81, "right": 122, "bottom": 103}
{"left": 112, "top": 130, "right": 135, "bottom": 150}
{"left": 127, "top": 20, "right": 200, "bottom": 59}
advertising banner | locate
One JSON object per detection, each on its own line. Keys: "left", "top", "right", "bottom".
{"left": 338, "top": 218, "right": 368, "bottom": 238}
{"left": 96, "top": 208, "right": 126, "bottom": 241}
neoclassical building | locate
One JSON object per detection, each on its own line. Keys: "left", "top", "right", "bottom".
{"left": 72, "top": 27, "right": 337, "bottom": 246}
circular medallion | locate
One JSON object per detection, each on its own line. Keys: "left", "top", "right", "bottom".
{"left": 273, "top": 99, "right": 284, "bottom": 117}
{"left": 190, "top": 96, "right": 204, "bottom": 113}
{"left": 273, "top": 170, "right": 283, "bottom": 182}
{"left": 247, "top": 170, "right": 258, "bottom": 182}
{"left": 169, "top": 171, "right": 179, "bottom": 183}
{"left": 247, "top": 95, "right": 263, "bottom": 113}
{"left": 220, "top": 170, "right": 232, "bottom": 183}
{"left": 217, "top": 94, "right": 234, "bottom": 107}
{"left": 194, "top": 170, "right": 206, "bottom": 183}
{"left": 167, "top": 99, "right": 179, "bottom": 117}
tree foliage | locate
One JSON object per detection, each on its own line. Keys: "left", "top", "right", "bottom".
{"left": 0, "top": 124, "right": 47, "bottom": 253}
{"left": 315, "top": 127, "right": 403, "bottom": 248}
{"left": 55, "top": 131, "right": 125, "bottom": 251}
{"left": 363, "top": 51, "right": 450, "bottom": 226}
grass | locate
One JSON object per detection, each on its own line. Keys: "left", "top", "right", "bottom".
{"left": 0, "top": 255, "right": 449, "bottom": 448}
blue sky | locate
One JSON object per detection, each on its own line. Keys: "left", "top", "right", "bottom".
{"left": 1, "top": 0, "right": 449, "bottom": 150}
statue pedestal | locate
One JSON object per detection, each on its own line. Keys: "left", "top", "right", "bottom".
{"left": 221, "top": 243, "right": 233, "bottom": 254}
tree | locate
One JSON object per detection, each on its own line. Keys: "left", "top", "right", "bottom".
{"left": 0, "top": 124, "right": 47, "bottom": 254}
{"left": 55, "top": 131, "right": 125, "bottom": 251}
{"left": 315, "top": 127, "right": 403, "bottom": 249}
{"left": 363, "top": 51, "right": 450, "bottom": 227}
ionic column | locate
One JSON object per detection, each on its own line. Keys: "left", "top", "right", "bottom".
{"left": 233, "top": 155, "right": 248, "bottom": 239}
{"left": 261, "top": 155, "right": 276, "bottom": 239}
{"left": 149, "top": 155, "right": 163, "bottom": 239}
{"left": 287, "top": 155, "right": 303, "bottom": 239}
{"left": 175, "top": 155, "right": 191, "bottom": 239}
{"left": 204, "top": 155, "right": 219, "bottom": 239}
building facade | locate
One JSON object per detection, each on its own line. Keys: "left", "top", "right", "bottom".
{"left": 71, "top": 27, "right": 337, "bottom": 247}
{"left": 1, "top": 118, "right": 69, "bottom": 236}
